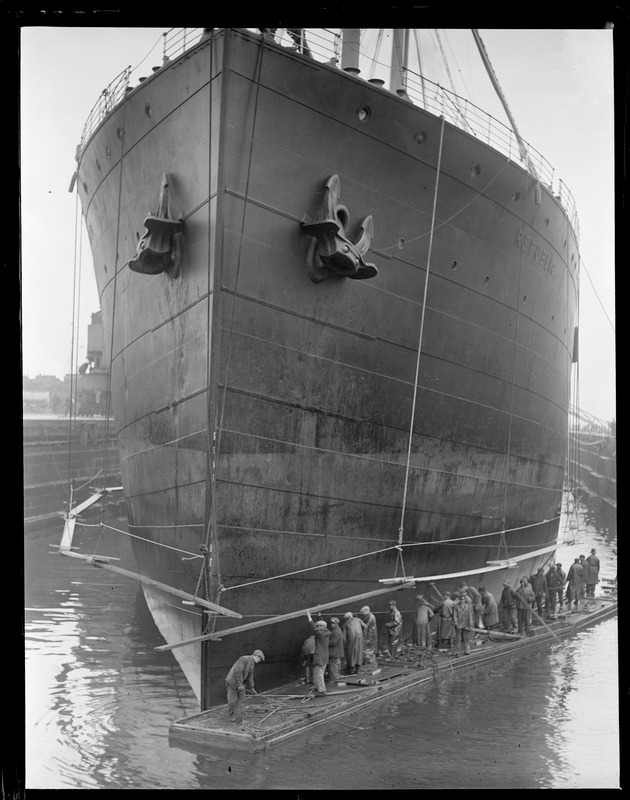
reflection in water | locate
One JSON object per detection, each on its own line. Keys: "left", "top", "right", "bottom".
{"left": 25, "top": 503, "right": 618, "bottom": 789}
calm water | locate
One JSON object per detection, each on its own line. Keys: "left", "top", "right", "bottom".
{"left": 24, "top": 500, "right": 619, "bottom": 790}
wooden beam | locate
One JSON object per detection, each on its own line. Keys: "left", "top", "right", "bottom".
{"left": 58, "top": 549, "right": 241, "bottom": 618}
{"left": 155, "top": 581, "right": 417, "bottom": 652}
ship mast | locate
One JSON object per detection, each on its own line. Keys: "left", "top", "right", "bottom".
{"left": 389, "top": 29, "right": 410, "bottom": 96}
{"left": 471, "top": 29, "right": 539, "bottom": 180}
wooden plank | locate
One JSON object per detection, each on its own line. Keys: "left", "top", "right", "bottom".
{"left": 155, "top": 581, "right": 416, "bottom": 652}
{"left": 59, "top": 550, "right": 242, "bottom": 617}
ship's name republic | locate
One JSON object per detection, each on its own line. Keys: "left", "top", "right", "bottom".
{"left": 514, "top": 229, "right": 557, "bottom": 275}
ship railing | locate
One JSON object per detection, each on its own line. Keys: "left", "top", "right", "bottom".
{"left": 556, "top": 179, "right": 580, "bottom": 241}
{"left": 162, "top": 27, "right": 205, "bottom": 62}
{"left": 270, "top": 27, "right": 342, "bottom": 63}
{"left": 403, "top": 69, "right": 580, "bottom": 239}
{"left": 78, "top": 27, "right": 579, "bottom": 240}
{"left": 79, "top": 28, "right": 205, "bottom": 149}
{"left": 80, "top": 66, "right": 132, "bottom": 149}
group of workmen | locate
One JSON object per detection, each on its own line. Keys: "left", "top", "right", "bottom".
{"left": 432, "top": 548, "right": 601, "bottom": 654}
{"left": 225, "top": 549, "right": 600, "bottom": 721}
{"left": 224, "top": 601, "right": 402, "bottom": 721}
{"left": 299, "top": 602, "right": 405, "bottom": 696}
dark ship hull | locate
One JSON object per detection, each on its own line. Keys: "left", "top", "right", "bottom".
{"left": 76, "top": 28, "right": 579, "bottom": 708}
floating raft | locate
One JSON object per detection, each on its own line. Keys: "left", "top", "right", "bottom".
{"left": 169, "top": 595, "right": 617, "bottom": 753}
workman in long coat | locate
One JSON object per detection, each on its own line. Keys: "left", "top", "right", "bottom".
{"left": 385, "top": 599, "right": 404, "bottom": 657}
{"left": 499, "top": 579, "right": 518, "bottom": 632}
{"left": 545, "top": 564, "right": 560, "bottom": 615}
{"left": 514, "top": 577, "right": 535, "bottom": 635}
{"left": 528, "top": 567, "right": 548, "bottom": 620}
{"left": 554, "top": 563, "right": 566, "bottom": 611}
{"left": 300, "top": 634, "right": 315, "bottom": 684}
{"left": 580, "top": 556, "right": 588, "bottom": 598}
{"left": 342, "top": 611, "right": 366, "bottom": 674}
{"left": 327, "top": 617, "right": 344, "bottom": 682}
{"left": 359, "top": 605, "right": 378, "bottom": 664}
{"left": 585, "top": 548, "right": 600, "bottom": 597}
{"left": 306, "top": 612, "right": 331, "bottom": 695}
{"left": 545, "top": 565, "right": 561, "bottom": 615}
{"left": 412, "top": 594, "right": 434, "bottom": 647}
{"left": 567, "top": 558, "right": 584, "bottom": 611}
{"left": 436, "top": 590, "right": 455, "bottom": 649}
{"left": 459, "top": 582, "right": 484, "bottom": 629}
{"left": 452, "top": 591, "right": 474, "bottom": 655}
{"left": 225, "top": 649, "right": 265, "bottom": 723}
{"left": 479, "top": 587, "right": 499, "bottom": 629}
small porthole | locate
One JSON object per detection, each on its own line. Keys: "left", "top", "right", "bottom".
{"left": 512, "top": 192, "right": 520, "bottom": 202}
{"left": 522, "top": 295, "right": 527, "bottom": 304}
{"left": 484, "top": 276, "right": 490, "bottom": 284}
{"left": 471, "top": 164, "right": 481, "bottom": 178}
{"left": 451, "top": 260, "right": 457, "bottom": 270}
{"left": 357, "top": 106, "right": 370, "bottom": 122}
{"left": 117, "top": 127, "right": 124, "bottom": 140}
{"left": 545, "top": 218, "right": 550, "bottom": 227}
{"left": 398, "top": 238, "right": 405, "bottom": 249}
{"left": 95, "top": 159, "right": 101, "bottom": 172}
{"left": 145, "top": 103, "right": 152, "bottom": 118}
{"left": 104, "top": 264, "right": 108, "bottom": 274}
{"left": 105, "top": 146, "right": 111, "bottom": 159}
{"left": 415, "top": 131, "right": 426, "bottom": 145}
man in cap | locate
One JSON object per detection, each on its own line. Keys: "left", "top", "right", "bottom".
{"left": 300, "top": 633, "right": 315, "bottom": 684}
{"left": 225, "top": 649, "right": 265, "bottom": 723}
{"left": 554, "top": 563, "right": 566, "bottom": 611}
{"left": 528, "top": 567, "right": 548, "bottom": 622}
{"left": 452, "top": 591, "right": 474, "bottom": 654}
{"left": 499, "top": 579, "right": 518, "bottom": 632}
{"left": 585, "top": 548, "right": 600, "bottom": 597}
{"left": 412, "top": 594, "right": 434, "bottom": 648}
{"left": 327, "top": 617, "right": 344, "bottom": 683}
{"left": 479, "top": 587, "right": 499, "bottom": 630}
{"left": 385, "top": 599, "right": 403, "bottom": 658}
{"left": 342, "top": 611, "right": 366, "bottom": 673}
{"left": 545, "top": 563, "right": 560, "bottom": 616}
{"left": 514, "top": 577, "right": 535, "bottom": 635}
{"left": 306, "top": 611, "right": 331, "bottom": 695}
{"left": 459, "top": 582, "right": 483, "bottom": 630}
{"left": 566, "top": 557, "right": 584, "bottom": 612}
{"left": 435, "top": 590, "right": 455, "bottom": 650}
{"left": 359, "top": 606, "right": 378, "bottom": 665}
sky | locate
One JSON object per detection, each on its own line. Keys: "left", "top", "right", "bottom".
{"left": 20, "top": 27, "right": 616, "bottom": 423}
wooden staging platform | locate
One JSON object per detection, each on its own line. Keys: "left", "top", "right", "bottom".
{"left": 169, "top": 594, "right": 617, "bottom": 753}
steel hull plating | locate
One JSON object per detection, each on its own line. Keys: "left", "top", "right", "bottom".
{"left": 77, "top": 29, "right": 578, "bottom": 707}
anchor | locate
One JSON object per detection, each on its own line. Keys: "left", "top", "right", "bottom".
{"left": 302, "top": 174, "right": 377, "bottom": 283}
{"left": 129, "top": 173, "right": 184, "bottom": 275}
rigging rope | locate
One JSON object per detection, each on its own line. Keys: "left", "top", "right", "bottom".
{"left": 412, "top": 30, "right": 427, "bottom": 107}
{"left": 85, "top": 101, "right": 127, "bottom": 558}
{"left": 197, "top": 32, "right": 217, "bottom": 614}
{"left": 66, "top": 187, "right": 82, "bottom": 501}
{"left": 498, "top": 167, "right": 529, "bottom": 562}
{"left": 76, "top": 519, "right": 204, "bottom": 558}
{"left": 395, "top": 114, "right": 446, "bottom": 579}
{"left": 376, "top": 157, "right": 510, "bottom": 253}
{"left": 222, "top": 514, "right": 561, "bottom": 592}
{"left": 432, "top": 30, "right": 469, "bottom": 130}
{"left": 199, "top": 34, "right": 267, "bottom": 632}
